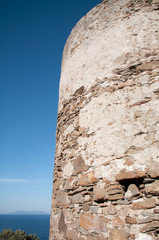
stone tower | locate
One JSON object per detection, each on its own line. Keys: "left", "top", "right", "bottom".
{"left": 50, "top": 0, "right": 159, "bottom": 239}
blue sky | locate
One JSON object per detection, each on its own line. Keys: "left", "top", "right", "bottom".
{"left": 0, "top": 0, "right": 101, "bottom": 214}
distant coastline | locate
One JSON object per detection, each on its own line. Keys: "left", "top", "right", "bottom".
{"left": 8, "top": 211, "right": 49, "bottom": 215}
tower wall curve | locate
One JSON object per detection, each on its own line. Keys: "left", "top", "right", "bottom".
{"left": 50, "top": 1, "right": 159, "bottom": 239}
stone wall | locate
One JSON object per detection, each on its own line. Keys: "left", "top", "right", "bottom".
{"left": 50, "top": 0, "right": 159, "bottom": 239}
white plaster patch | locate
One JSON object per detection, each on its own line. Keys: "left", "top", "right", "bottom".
{"left": 63, "top": 124, "right": 74, "bottom": 137}
{"left": 135, "top": 233, "right": 152, "bottom": 240}
{"left": 95, "top": 165, "right": 116, "bottom": 181}
{"left": 58, "top": 7, "right": 159, "bottom": 109}
{"left": 63, "top": 162, "right": 74, "bottom": 178}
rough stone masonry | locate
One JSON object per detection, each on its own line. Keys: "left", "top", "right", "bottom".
{"left": 49, "top": 0, "right": 159, "bottom": 239}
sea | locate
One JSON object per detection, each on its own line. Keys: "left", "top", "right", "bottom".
{"left": 0, "top": 214, "right": 50, "bottom": 240}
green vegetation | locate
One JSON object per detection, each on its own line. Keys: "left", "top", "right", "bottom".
{"left": 0, "top": 229, "right": 39, "bottom": 240}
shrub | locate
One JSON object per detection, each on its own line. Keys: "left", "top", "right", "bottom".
{"left": 0, "top": 229, "right": 39, "bottom": 240}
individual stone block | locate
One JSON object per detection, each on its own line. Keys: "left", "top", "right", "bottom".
{"left": 106, "top": 204, "right": 117, "bottom": 215}
{"left": 136, "top": 61, "right": 159, "bottom": 71}
{"left": 148, "top": 162, "right": 159, "bottom": 178}
{"left": 154, "top": 208, "right": 159, "bottom": 214}
{"left": 145, "top": 180, "right": 159, "bottom": 196}
{"left": 87, "top": 234, "right": 107, "bottom": 240}
{"left": 82, "top": 203, "right": 90, "bottom": 212}
{"left": 116, "top": 171, "right": 146, "bottom": 181}
{"left": 137, "top": 215, "right": 159, "bottom": 224}
{"left": 125, "top": 216, "right": 137, "bottom": 224}
{"left": 53, "top": 191, "right": 70, "bottom": 207}
{"left": 115, "top": 200, "right": 131, "bottom": 205}
{"left": 143, "top": 178, "right": 154, "bottom": 184}
{"left": 109, "top": 229, "right": 131, "bottom": 240}
{"left": 80, "top": 213, "right": 108, "bottom": 232}
{"left": 132, "top": 198, "right": 156, "bottom": 210}
{"left": 137, "top": 216, "right": 154, "bottom": 224}
{"left": 106, "top": 193, "right": 124, "bottom": 201}
{"left": 138, "top": 74, "right": 150, "bottom": 85}
{"left": 140, "top": 221, "right": 159, "bottom": 233}
{"left": 90, "top": 205, "right": 99, "bottom": 214}
{"left": 58, "top": 211, "right": 67, "bottom": 232}
{"left": 112, "top": 216, "right": 125, "bottom": 226}
{"left": 93, "top": 186, "right": 105, "bottom": 201}
{"left": 74, "top": 86, "right": 85, "bottom": 96}
{"left": 78, "top": 171, "right": 97, "bottom": 186}
{"left": 125, "top": 184, "right": 141, "bottom": 200}
{"left": 71, "top": 192, "right": 84, "bottom": 204}
{"left": 64, "top": 176, "right": 78, "bottom": 191}
{"left": 74, "top": 155, "right": 89, "bottom": 174}
{"left": 66, "top": 229, "right": 78, "bottom": 240}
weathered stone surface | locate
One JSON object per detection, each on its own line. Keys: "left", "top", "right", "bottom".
{"left": 154, "top": 208, "right": 159, "bottom": 213}
{"left": 125, "top": 216, "right": 137, "bottom": 224}
{"left": 74, "top": 85, "right": 85, "bottom": 96}
{"left": 138, "top": 74, "right": 150, "bottom": 85}
{"left": 87, "top": 234, "right": 107, "bottom": 240}
{"left": 132, "top": 199, "right": 156, "bottom": 210}
{"left": 63, "top": 161, "right": 74, "bottom": 177}
{"left": 136, "top": 61, "right": 159, "bottom": 71}
{"left": 64, "top": 176, "right": 78, "bottom": 191}
{"left": 147, "top": 161, "right": 159, "bottom": 178}
{"left": 116, "top": 200, "right": 131, "bottom": 205}
{"left": 66, "top": 229, "right": 78, "bottom": 240}
{"left": 53, "top": 191, "right": 69, "bottom": 206}
{"left": 112, "top": 216, "right": 125, "bottom": 226}
{"left": 149, "top": 168, "right": 159, "bottom": 179}
{"left": 74, "top": 155, "right": 89, "bottom": 174}
{"left": 109, "top": 229, "right": 130, "bottom": 240}
{"left": 106, "top": 193, "right": 124, "bottom": 201}
{"left": 106, "top": 204, "right": 117, "bottom": 215}
{"left": 78, "top": 171, "right": 97, "bottom": 186}
{"left": 106, "top": 183, "right": 123, "bottom": 192}
{"left": 145, "top": 180, "right": 159, "bottom": 196}
{"left": 137, "top": 214, "right": 159, "bottom": 224}
{"left": 116, "top": 171, "right": 146, "bottom": 181}
{"left": 125, "top": 184, "right": 141, "bottom": 200}
{"left": 94, "top": 184, "right": 124, "bottom": 202}
{"left": 93, "top": 186, "right": 105, "bottom": 201}
{"left": 53, "top": 179, "right": 62, "bottom": 190}
{"left": 137, "top": 217, "right": 153, "bottom": 224}
{"left": 80, "top": 213, "right": 108, "bottom": 232}
{"left": 50, "top": 0, "right": 159, "bottom": 239}
{"left": 90, "top": 205, "right": 99, "bottom": 214}
{"left": 71, "top": 192, "right": 84, "bottom": 203}
{"left": 58, "top": 211, "right": 67, "bottom": 232}
{"left": 143, "top": 178, "right": 155, "bottom": 184}
{"left": 82, "top": 203, "right": 90, "bottom": 212}
{"left": 140, "top": 221, "right": 159, "bottom": 233}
